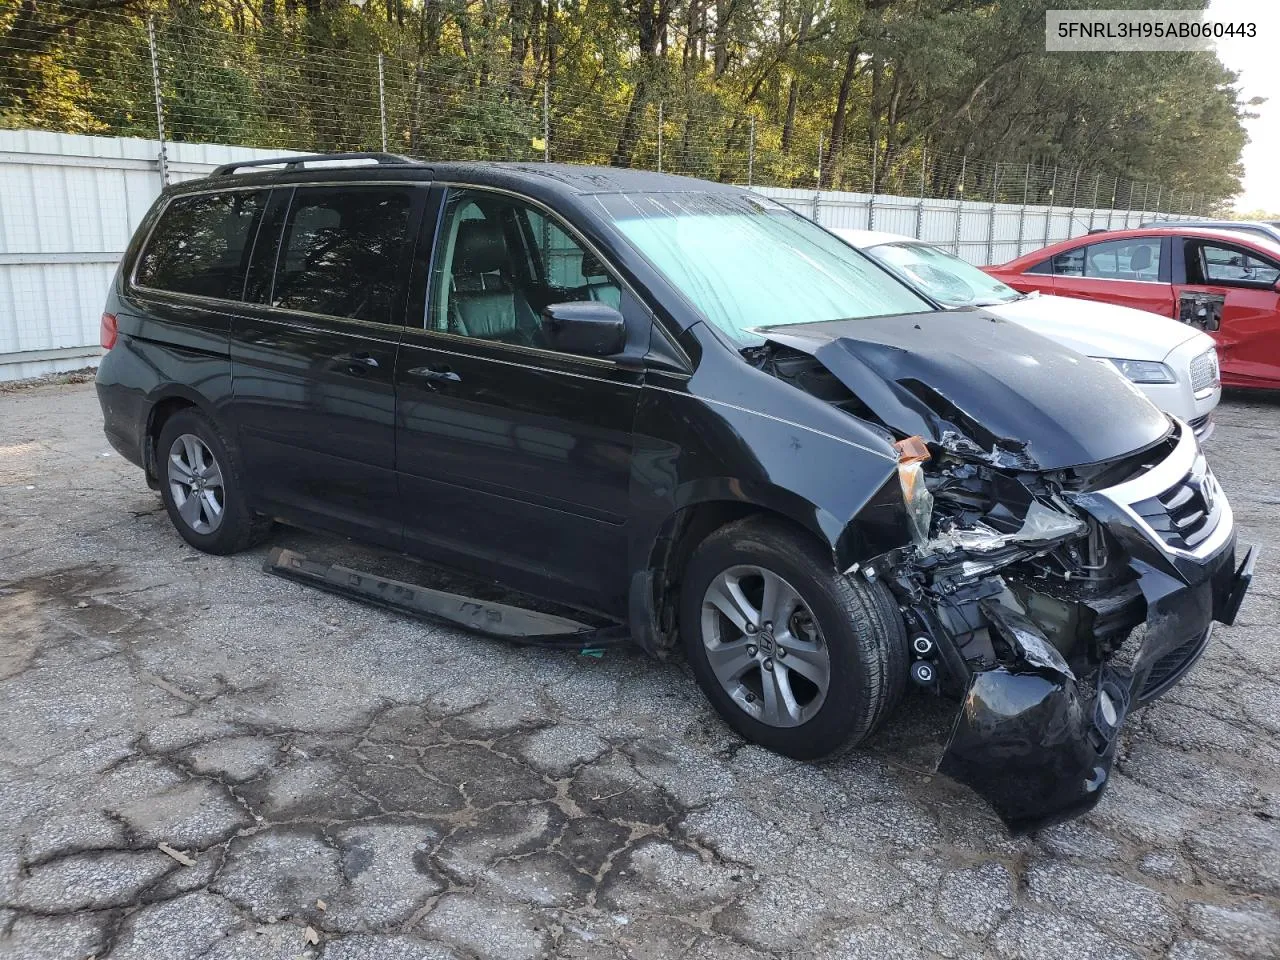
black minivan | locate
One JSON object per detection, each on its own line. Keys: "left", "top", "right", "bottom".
{"left": 97, "top": 153, "right": 1252, "bottom": 831}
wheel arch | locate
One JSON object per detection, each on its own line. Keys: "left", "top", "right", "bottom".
{"left": 142, "top": 385, "right": 224, "bottom": 482}
{"left": 629, "top": 482, "right": 848, "bottom": 657}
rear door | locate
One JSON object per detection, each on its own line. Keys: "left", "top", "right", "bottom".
{"left": 1042, "top": 235, "right": 1175, "bottom": 316}
{"left": 228, "top": 182, "right": 425, "bottom": 545}
{"left": 1174, "top": 236, "right": 1280, "bottom": 388}
{"left": 394, "top": 186, "right": 643, "bottom": 615}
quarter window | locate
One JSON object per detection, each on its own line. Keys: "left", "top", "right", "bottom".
{"left": 271, "top": 187, "right": 415, "bottom": 323}
{"left": 135, "top": 190, "right": 266, "bottom": 300}
{"left": 1045, "top": 249, "right": 1084, "bottom": 277}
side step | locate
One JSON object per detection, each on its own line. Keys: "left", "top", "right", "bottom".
{"left": 264, "top": 547, "right": 630, "bottom": 649}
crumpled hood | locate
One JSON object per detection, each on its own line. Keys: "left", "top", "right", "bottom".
{"left": 985, "top": 293, "right": 1199, "bottom": 362}
{"left": 755, "top": 310, "right": 1172, "bottom": 470}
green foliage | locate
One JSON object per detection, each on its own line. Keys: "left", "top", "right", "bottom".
{"left": 0, "top": 0, "right": 1250, "bottom": 210}
{"left": 1230, "top": 209, "right": 1280, "bottom": 222}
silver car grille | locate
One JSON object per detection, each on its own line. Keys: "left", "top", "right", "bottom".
{"left": 1190, "top": 348, "right": 1219, "bottom": 393}
{"left": 1088, "top": 420, "right": 1233, "bottom": 562}
{"left": 1133, "top": 453, "right": 1222, "bottom": 551}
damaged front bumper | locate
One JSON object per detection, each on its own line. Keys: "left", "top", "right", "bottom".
{"left": 933, "top": 421, "right": 1255, "bottom": 833}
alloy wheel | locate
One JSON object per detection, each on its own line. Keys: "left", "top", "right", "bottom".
{"left": 167, "top": 433, "right": 225, "bottom": 535}
{"left": 700, "top": 564, "right": 831, "bottom": 727}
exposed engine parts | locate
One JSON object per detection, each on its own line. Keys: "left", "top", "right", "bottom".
{"left": 746, "top": 325, "right": 1251, "bottom": 832}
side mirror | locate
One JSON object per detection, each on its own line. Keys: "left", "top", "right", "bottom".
{"left": 541, "top": 302, "right": 626, "bottom": 357}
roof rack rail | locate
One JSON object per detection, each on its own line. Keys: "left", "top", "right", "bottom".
{"left": 209, "top": 152, "right": 419, "bottom": 177}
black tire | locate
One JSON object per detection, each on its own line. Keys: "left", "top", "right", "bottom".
{"left": 156, "top": 407, "right": 272, "bottom": 555}
{"left": 680, "top": 515, "right": 908, "bottom": 760}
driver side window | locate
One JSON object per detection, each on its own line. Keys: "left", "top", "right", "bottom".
{"left": 1194, "top": 242, "right": 1280, "bottom": 286}
{"left": 521, "top": 208, "right": 622, "bottom": 309}
{"left": 429, "top": 189, "right": 622, "bottom": 347}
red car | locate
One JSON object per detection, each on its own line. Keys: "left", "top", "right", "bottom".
{"left": 986, "top": 227, "right": 1280, "bottom": 389}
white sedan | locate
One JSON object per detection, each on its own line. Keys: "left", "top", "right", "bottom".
{"left": 833, "top": 229, "right": 1221, "bottom": 438}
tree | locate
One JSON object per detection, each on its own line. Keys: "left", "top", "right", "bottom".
{"left": 0, "top": 0, "right": 1250, "bottom": 210}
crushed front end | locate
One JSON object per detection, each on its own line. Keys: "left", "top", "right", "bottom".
{"left": 746, "top": 314, "right": 1256, "bottom": 832}
{"left": 868, "top": 419, "right": 1254, "bottom": 832}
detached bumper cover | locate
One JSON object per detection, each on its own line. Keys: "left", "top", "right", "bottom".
{"left": 939, "top": 536, "right": 1251, "bottom": 833}
{"left": 938, "top": 421, "right": 1254, "bottom": 833}
{"left": 939, "top": 665, "right": 1129, "bottom": 833}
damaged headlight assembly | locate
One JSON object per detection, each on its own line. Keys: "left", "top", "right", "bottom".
{"left": 875, "top": 424, "right": 1251, "bottom": 833}
{"left": 740, "top": 311, "right": 1252, "bottom": 833}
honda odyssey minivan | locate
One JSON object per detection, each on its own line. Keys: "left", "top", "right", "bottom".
{"left": 96, "top": 153, "right": 1254, "bottom": 831}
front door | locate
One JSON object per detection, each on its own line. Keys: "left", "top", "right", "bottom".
{"left": 228, "top": 183, "right": 425, "bottom": 545}
{"left": 395, "top": 187, "right": 643, "bottom": 615}
{"left": 1173, "top": 236, "right": 1280, "bottom": 388}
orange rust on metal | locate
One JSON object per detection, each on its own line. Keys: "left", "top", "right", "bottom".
{"left": 893, "top": 435, "right": 931, "bottom": 464}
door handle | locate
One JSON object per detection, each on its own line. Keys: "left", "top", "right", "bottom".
{"left": 333, "top": 352, "right": 379, "bottom": 370}
{"left": 407, "top": 366, "right": 462, "bottom": 384}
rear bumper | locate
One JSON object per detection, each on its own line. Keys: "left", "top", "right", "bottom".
{"left": 95, "top": 378, "right": 147, "bottom": 471}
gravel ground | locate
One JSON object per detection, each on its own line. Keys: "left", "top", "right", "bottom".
{"left": 0, "top": 381, "right": 1277, "bottom": 960}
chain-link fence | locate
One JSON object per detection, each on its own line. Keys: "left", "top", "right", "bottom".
{"left": 0, "top": 8, "right": 1211, "bottom": 217}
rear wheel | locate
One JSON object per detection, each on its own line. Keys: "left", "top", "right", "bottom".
{"left": 680, "top": 516, "right": 907, "bottom": 759}
{"left": 157, "top": 408, "right": 271, "bottom": 555}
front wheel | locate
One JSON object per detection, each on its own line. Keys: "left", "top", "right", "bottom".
{"left": 680, "top": 516, "right": 907, "bottom": 760}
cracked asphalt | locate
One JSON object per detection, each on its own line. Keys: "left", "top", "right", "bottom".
{"left": 1, "top": 379, "right": 1278, "bottom": 960}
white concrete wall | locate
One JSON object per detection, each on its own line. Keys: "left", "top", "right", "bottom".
{"left": 749, "top": 185, "right": 1185, "bottom": 266}
{"left": 0, "top": 132, "right": 301, "bottom": 381}
{"left": 0, "top": 131, "right": 1198, "bottom": 381}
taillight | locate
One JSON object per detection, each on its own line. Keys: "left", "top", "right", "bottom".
{"left": 100, "top": 312, "right": 118, "bottom": 350}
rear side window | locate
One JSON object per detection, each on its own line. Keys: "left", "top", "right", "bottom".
{"left": 135, "top": 191, "right": 266, "bottom": 300}
{"left": 270, "top": 187, "right": 415, "bottom": 324}
{"left": 1030, "top": 238, "right": 1162, "bottom": 280}
{"left": 1081, "top": 237, "right": 1162, "bottom": 281}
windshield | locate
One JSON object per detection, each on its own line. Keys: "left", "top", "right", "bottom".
{"left": 868, "top": 241, "right": 1022, "bottom": 307}
{"left": 591, "top": 192, "right": 932, "bottom": 344}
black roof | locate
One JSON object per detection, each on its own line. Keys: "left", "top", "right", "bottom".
{"left": 190, "top": 152, "right": 742, "bottom": 200}
{"left": 438, "top": 161, "right": 741, "bottom": 196}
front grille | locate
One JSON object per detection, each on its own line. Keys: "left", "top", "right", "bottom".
{"left": 1187, "top": 413, "right": 1212, "bottom": 436}
{"left": 1189, "top": 348, "right": 1220, "bottom": 393}
{"left": 1137, "top": 627, "right": 1211, "bottom": 703}
{"left": 1132, "top": 457, "right": 1222, "bottom": 551}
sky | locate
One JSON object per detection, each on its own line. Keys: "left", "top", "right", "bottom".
{"left": 1207, "top": 0, "right": 1280, "bottom": 212}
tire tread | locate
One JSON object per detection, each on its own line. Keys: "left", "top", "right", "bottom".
{"left": 680, "top": 514, "right": 907, "bottom": 760}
